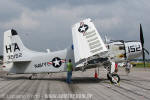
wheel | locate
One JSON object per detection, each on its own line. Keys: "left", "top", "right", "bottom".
{"left": 29, "top": 76, "right": 32, "bottom": 80}
{"left": 125, "top": 68, "right": 130, "bottom": 74}
{"left": 109, "top": 74, "right": 120, "bottom": 84}
{"left": 107, "top": 73, "right": 111, "bottom": 80}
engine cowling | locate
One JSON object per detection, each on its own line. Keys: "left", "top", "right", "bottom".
{"left": 124, "top": 41, "right": 142, "bottom": 60}
{"left": 107, "top": 41, "right": 142, "bottom": 62}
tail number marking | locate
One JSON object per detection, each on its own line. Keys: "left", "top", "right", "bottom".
{"left": 7, "top": 53, "right": 22, "bottom": 60}
{"left": 128, "top": 45, "right": 141, "bottom": 53}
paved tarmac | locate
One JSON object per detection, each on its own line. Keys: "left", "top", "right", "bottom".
{"left": 0, "top": 67, "right": 150, "bottom": 100}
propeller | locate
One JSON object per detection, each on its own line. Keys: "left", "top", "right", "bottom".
{"left": 140, "top": 24, "right": 149, "bottom": 68}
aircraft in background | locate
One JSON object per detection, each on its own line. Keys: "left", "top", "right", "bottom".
{"left": 1, "top": 18, "right": 148, "bottom": 84}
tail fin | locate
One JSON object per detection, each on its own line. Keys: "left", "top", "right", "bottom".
{"left": 72, "top": 18, "right": 108, "bottom": 63}
{"left": 3, "top": 29, "right": 32, "bottom": 62}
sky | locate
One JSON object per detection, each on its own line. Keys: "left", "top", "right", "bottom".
{"left": 0, "top": 0, "right": 149, "bottom": 58}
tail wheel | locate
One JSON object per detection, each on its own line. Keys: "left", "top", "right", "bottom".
{"left": 110, "top": 74, "right": 120, "bottom": 84}
{"left": 29, "top": 76, "right": 32, "bottom": 80}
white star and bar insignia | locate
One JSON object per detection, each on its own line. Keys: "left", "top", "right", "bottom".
{"left": 78, "top": 22, "right": 89, "bottom": 33}
{"left": 48, "top": 57, "right": 66, "bottom": 68}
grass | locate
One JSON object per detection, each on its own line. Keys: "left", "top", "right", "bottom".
{"left": 131, "top": 62, "right": 150, "bottom": 68}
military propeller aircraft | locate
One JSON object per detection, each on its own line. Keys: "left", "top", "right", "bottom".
{"left": 1, "top": 18, "right": 148, "bottom": 84}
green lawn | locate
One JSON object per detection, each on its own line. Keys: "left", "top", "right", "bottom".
{"left": 134, "top": 63, "right": 150, "bottom": 68}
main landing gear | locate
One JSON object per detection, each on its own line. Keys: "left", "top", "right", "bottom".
{"left": 107, "top": 73, "right": 120, "bottom": 84}
{"left": 105, "top": 62, "right": 120, "bottom": 84}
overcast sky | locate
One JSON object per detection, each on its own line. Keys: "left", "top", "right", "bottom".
{"left": 0, "top": 0, "right": 149, "bottom": 58}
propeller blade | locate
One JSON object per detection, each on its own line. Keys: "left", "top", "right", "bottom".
{"left": 143, "top": 48, "right": 149, "bottom": 68}
{"left": 144, "top": 48, "right": 149, "bottom": 55}
{"left": 143, "top": 50, "right": 145, "bottom": 68}
{"left": 140, "top": 24, "right": 146, "bottom": 68}
{"left": 140, "top": 24, "right": 144, "bottom": 46}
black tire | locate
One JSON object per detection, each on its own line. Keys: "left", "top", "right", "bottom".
{"left": 107, "top": 73, "right": 111, "bottom": 80}
{"left": 110, "top": 74, "right": 120, "bottom": 84}
{"left": 29, "top": 76, "right": 32, "bottom": 80}
{"left": 125, "top": 68, "right": 130, "bottom": 74}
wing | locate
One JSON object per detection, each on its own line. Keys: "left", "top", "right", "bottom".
{"left": 72, "top": 18, "right": 108, "bottom": 63}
